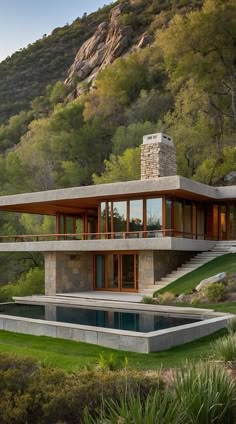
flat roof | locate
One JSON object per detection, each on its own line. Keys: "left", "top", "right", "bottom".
{"left": 0, "top": 175, "right": 235, "bottom": 215}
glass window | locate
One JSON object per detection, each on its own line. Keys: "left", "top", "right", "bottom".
{"left": 174, "top": 200, "right": 183, "bottom": 236}
{"left": 219, "top": 206, "right": 227, "bottom": 240}
{"left": 229, "top": 205, "right": 236, "bottom": 240}
{"left": 165, "top": 198, "right": 172, "bottom": 235}
{"left": 100, "top": 202, "right": 106, "bottom": 233}
{"left": 113, "top": 201, "right": 127, "bottom": 237}
{"left": 65, "top": 216, "right": 74, "bottom": 239}
{"left": 146, "top": 198, "right": 162, "bottom": 237}
{"left": 192, "top": 204, "right": 197, "bottom": 239}
{"left": 129, "top": 200, "right": 143, "bottom": 237}
{"left": 95, "top": 255, "right": 105, "bottom": 289}
{"left": 75, "top": 217, "right": 83, "bottom": 240}
{"left": 197, "top": 205, "right": 205, "bottom": 239}
{"left": 184, "top": 201, "right": 192, "bottom": 238}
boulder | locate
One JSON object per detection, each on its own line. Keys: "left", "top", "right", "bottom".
{"left": 196, "top": 272, "right": 227, "bottom": 292}
{"left": 177, "top": 293, "right": 185, "bottom": 302}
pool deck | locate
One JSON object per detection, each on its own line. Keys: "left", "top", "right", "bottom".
{"left": 13, "top": 293, "right": 224, "bottom": 318}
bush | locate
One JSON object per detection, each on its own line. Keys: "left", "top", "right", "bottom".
{"left": 143, "top": 295, "right": 153, "bottom": 304}
{"left": 211, "top": 334, "right": 236, "bottom": 363}
{"left": 84, "top": 390, "right": 184, "bottom": 424}
{"left": 0, "top": 267, "right": 44, "bottom": 302}
{"left": 155, "top": 292, "right": 176, "bottom": 305}
{"left": 0, "top": 353, "right": 163, "bottom": 424}
{"left": 174, "top": 361, "right": 236, "bottom": 424}
{"left": 227, "top": 316, "right": 236, "bottom": 334}
{"left": 204, "top": 283, "right": 225, "bottom": 303}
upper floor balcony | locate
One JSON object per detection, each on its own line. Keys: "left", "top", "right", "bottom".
{"left": 0, "top": 177, "right": 235, "bottom": 251}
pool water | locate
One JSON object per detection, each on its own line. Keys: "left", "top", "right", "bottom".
{"left": 0, "top": 303, "right": 201, "bottom": 333}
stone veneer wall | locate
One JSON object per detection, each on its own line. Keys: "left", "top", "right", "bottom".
{"left": 141, "top": 142, "right": 177, "bottom": 179}
{"left": 44, "top": 252, "right": 93, "bottom": 295}
{"left": 138, "top": 250, "right": 195, "bottom": 289}
{"left": 138, "top": 251, "right": 154, "bottom": 291}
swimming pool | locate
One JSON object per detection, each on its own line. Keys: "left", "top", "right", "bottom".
{"left": 0, "top": 300, "right": 231, "bottom": 353}
{"left": 0, "top": 303, "right": 200, "bottom": 333}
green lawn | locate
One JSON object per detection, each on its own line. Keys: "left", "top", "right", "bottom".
{"left": 156, "top": 253, "right": 236, "bottom": 296}
{"left": 0, "top": 329, "right": 226, "bottom": 371}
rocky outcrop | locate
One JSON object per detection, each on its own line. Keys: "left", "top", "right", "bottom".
{"left": 65, "top": 4, "right": 153, "bottom": 98}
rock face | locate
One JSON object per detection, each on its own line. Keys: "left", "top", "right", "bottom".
{"left": 65, "top": 4, "right": 153, "bottom": 98}
{"left": 196, "top": 272, "right": 227, "bottom": 292}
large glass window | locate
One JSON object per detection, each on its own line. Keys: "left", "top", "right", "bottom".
{"left": 192, "top": 204, "right": 197, "bottom": 239}
{"left": 229, "top": 205, "right": 236, "bottom": 240}
{"left": 113, "top": 201, "right": 127, "bottom": 237}
{"left": 95, "top": 255, "right": 105, "bottom": 289}
{"left": 184, "top": 201, "right": 192, "bottom": 238}
{"left": 165, "top": 198, "right": 172, "bottom": 236}
{"left": 197, "top": 205, "right": 205, "bottom": 239}
{"left": 129, "top": 200, "right": 143, "bottom": 236}
{"left": 174, "top": 200, "right": 183, "bottom": 236}
{"left": 100, "top": 202, "right": 106, "bottom": 233}
{"left": 146, "top": 198, "right": 162, "bottom": 237}
{"left": 219, "top": 206, "right": 227, "bottom": 240}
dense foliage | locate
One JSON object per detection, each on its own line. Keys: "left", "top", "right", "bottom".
{"left": 0, "top": 353, "right": 235, "bottom": 423}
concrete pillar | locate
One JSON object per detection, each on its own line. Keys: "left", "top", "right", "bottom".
{"left": 141, "top": 133, "right": 177, "bottom": 179}
{"left": 44, "top": 252, "right": 93, "bottom": 295}
{"left": 138, "top": 251, "right": 154, "bottom": 291}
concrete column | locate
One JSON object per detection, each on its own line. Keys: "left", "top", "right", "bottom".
{"left": 138, "top": 251, "right": 154, "bottom": 291}
{"left": 44, "top": 252, "right": 93, "bottom": 295}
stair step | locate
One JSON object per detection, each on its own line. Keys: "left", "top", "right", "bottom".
{"left": 160, "top": 277, "right": 175, "bottom": 282}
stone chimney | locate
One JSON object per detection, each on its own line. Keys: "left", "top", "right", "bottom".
{"left": 141, "top": 133, "right": 177, "bottom": 180}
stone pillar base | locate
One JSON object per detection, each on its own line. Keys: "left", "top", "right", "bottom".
{"left": 44, "top": 252, "right": 93, "bottom": 295}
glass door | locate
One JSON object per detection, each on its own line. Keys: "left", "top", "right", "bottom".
{"left": 94, "top": 254, "right": 138, "bottom": 292}
{"left": 121, "top": 255, "right": 136, "bottom": 291}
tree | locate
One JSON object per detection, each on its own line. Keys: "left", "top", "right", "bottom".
{"left": 112, "top": 121, "right": 158, "bottom": 155}
{"left": 93, "top": 147, "right": 141, "bottom": 184}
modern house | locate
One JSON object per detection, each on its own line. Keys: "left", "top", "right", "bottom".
{"left": 0, "top": 133, "right": 235, "bottom": 296}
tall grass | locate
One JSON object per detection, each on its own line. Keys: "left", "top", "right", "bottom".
{"left": 211, "top": 334, "right": 236, "bottom": 363}
{"left": 84, "top": 390, "right": 185, "bottom": 424}
{"left": 84, "top": 361, "right": 236, "bottom": 423}
{"left": 174, "top": 361, "right": 236, "bottom": 424}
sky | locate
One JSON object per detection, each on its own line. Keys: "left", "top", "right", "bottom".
{"left": 0, "top": 0, "right": 115, "bottom": 62}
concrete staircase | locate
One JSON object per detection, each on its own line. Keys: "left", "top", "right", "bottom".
{"left": 141, "top": 241, "right": 236, "bottom": 296}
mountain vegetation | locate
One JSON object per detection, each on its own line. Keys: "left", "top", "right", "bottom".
{"left": 0, "top": 0, "right": 235, "bottom": 287}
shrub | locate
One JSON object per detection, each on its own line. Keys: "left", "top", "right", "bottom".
{"left": 211, "top": 334, "right": 236, "bottom": 363}
{"left": 0, "top": 267, "right": 44, "bottom": 302}
{"left": 190, "top": 295, "right": 201, "bottom": 306}
{"left": 143, "top": 295, "right": 153, "bottom": 304}
{"left": 155, "top": 292, "right": 176, "bottom": 305}
{"left": 174, "top": 361, "right": 236, "bottom": 424}
{"left": 84, "top": 390, "right": 185, "bottom": 424}
{"left": 227, "top": 316, "right": 236, "bottom": 334}
{"left": 204, "top": 282, "right": 225, "bottom": 303}
{"left": 0, "top": 353, "right": 163, "bottom": 424}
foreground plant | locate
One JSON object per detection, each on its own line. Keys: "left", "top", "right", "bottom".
{"left": 174, "top": 361, "right": 236, "bottom": 424}
{"left": 227, "top": 316, "right": 236, "bottom": 334}
{"left": 211, "top": 334, "right": 236, "bottom": 363}
{"left": 83, "top": 390, "right": 185, "bottom": 424}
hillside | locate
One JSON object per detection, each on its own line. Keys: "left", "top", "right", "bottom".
{"left": 0, "top": 4, "right": 113, "bottom": 123}
{"left": 0, "top": 0, "right": 202, "bottom": 123}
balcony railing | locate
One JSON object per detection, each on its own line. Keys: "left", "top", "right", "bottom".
{"left": 0, "top": 229, "right": 220, "bottom": 242}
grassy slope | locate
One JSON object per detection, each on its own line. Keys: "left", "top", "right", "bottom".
{"left": 0, "top": 329, "right": 225, "bottom": 372}
{"left": 156, "top": 253, "right": 236, "bottom": 296}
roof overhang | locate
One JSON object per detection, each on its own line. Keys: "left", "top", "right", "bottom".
{"left": 0, "top": 176, "right": 235, "bottom": 215}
